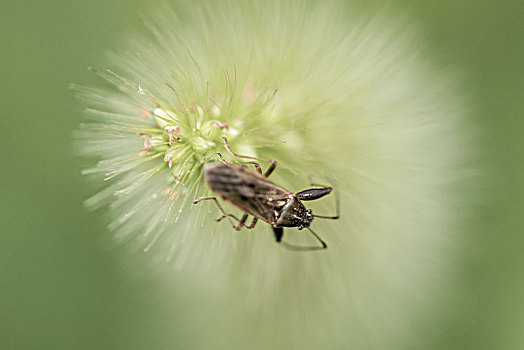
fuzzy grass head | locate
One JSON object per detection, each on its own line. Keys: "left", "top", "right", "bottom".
{"left": 74, "top": 0, "right": 473, "bottom": 348}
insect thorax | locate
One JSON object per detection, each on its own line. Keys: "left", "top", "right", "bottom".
{"left": 275, "top": 196, "right": 313, "bottom": 229}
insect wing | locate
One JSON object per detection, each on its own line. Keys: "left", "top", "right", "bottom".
{"left": 204, "top": 163, "right": 291, "bottom": 224}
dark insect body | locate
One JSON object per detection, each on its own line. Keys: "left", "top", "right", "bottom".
{"left": 193, "top": 138, "right": 339, "bottom": 250}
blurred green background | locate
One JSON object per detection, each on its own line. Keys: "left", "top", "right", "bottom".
{"left": 1, "top": 0, "right": 523, "bottom": 349}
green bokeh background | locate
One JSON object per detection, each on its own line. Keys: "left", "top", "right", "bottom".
{"left": 1, "top": 0, "right": 523, "bottom": 349}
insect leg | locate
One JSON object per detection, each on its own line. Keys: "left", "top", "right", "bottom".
{"left": 222, "top": 137, "right": 277, "bottom": 178}
{"left": 230, "top": 214, "right": 257, "bottom": 230}
{"left": 245, "top": 217, "right": 258, "bottom": 229}
{"left": 216, "top": 215, "right": 239, "bottom": 223}
{"left": 295, "top": 187, "right": 333, "bottom": 201}
{"left": 273, "top": 227, "right": 284, "bottom": 242}
{"left": 274, "top": 227, "right": 327, "bottom": 250}
{"left": 232, "top": 214, "right": 249, "bottom": 231}
{"left": 298, "top": 176, "right": 340, "bottom": 220}
{"left": 313, "top": 192, "right": 340, "bottom": 220}
{"left": 306, "top": 227, "right": 327, "bottom": 248}
{"left": 273, "top": 226, "right": 328, "bottom": 250}
{"left": 193, "top": 197, "right": 241, "bottom": 229}
{"left": 216, "top": 152, "right": 263, "bottom": 174}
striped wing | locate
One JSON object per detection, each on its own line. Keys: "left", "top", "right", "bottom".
{"left": 203, "top": 163, "right": 291, "bottom": 224}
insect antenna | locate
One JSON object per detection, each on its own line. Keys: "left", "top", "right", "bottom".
{"left": 280, "top": 241, "right": 327, "bottom": 251}
{"left": 277, "top": 227, "right": 327, "bottom": 251}
{"left": 307, "top": 227, "right": 327, "bottom": 248}
{"left": 313, "top": 176, "right": 340, "bottom": 220}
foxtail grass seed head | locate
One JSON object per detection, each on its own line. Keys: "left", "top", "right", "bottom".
{"left": 74, "top": 0, "right": 474, "bottom": 348}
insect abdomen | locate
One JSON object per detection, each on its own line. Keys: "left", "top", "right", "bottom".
{"left": 204, "top": 163, "right": 253, "bottom": 196}
{"left": 203, "top": 163, "right": 288, "bottom": 224}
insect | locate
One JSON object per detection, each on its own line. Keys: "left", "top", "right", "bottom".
{"left": 193, "top": 137, "right": 339, "bottom": 250}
